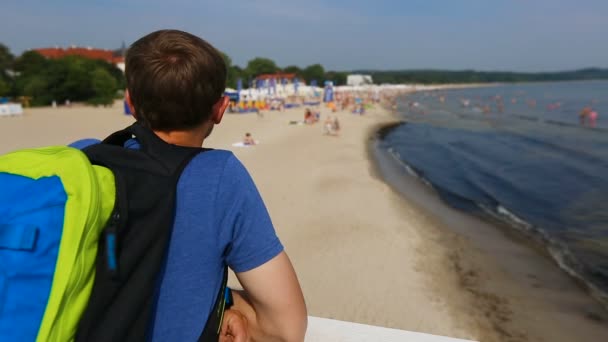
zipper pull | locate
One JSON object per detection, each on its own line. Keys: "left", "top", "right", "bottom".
{"left": 105, "top": 210, "right": 120, "bottom": 279}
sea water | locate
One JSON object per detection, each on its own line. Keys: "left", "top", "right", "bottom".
{"left": 379, "top": 81, "right": 608, "bottom": 303}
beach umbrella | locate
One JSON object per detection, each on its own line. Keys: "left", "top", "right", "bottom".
{"left": 271, "top": 78, "right": 277, "bottom": 95}
{"left": 323, "top": 82, "right": 334, "bottom": 103}
{"left": 124, "top": 99, "right": 131, "bottom": 115}
{"left": 236, "top": 78, "right": 243, "bottom": 103}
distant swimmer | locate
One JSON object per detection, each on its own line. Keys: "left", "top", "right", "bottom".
{"left": 589, "top": 111, "right": 598, "bottom": 128}
{"left": 460, "top": 98, "right": 470, "bottom": 107}
{"left": 497, "top": 103, "right": 504, "bottom": 113}
{"left": 579, "top": 106, "right": 592, "bottom": 126}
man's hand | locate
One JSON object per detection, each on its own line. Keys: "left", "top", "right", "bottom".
{"left": 220, "top": 309, "right": 249, "bottom": 342}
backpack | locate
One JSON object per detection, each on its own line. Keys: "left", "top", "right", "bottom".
{"left": 0, "top": 123, "right": 230, "bottom": 341}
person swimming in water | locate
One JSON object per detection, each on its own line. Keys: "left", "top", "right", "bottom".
{"left": 579, "top": 106, "right": 592, "bottom": 126}
{"left": 579, "top": 106, "right": 599, "bottom": 128}
{"left": 589, "top": 110, "right": 598, "bottom": 128}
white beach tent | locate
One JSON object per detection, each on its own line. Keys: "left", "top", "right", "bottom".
{"left": 237, "top": 84, "right": 325, "bottom": 100}
{"left": 0, "top": 103, "right": 24, "bottom": 117}
{"left": 306, "top": 317, "right": 476, "bottom": 342}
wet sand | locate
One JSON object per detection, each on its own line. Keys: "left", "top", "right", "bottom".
{"left": 372, "top": 130, "right": 608, "bottom": 342}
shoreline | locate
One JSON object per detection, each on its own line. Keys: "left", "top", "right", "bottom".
{"left": 369, "top": 109, "right": 608, "bottom": 341}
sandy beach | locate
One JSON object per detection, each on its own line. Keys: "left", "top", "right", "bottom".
{"left": 2, "top": 100, "right": 607, "bottom": 342}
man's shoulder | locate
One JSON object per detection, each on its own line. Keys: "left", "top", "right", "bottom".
{"left": 187, "top": 148, "right": 237, "bottom": 171}
{"left": 179, "top": 149, "right": 246, "bottom": 185}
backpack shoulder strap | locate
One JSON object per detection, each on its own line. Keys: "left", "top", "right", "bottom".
{"left": 76, "top": 123, "right": 207, "bottom": 341}
{"left": 91, "top": 122, "right": 207, "bottom": 174}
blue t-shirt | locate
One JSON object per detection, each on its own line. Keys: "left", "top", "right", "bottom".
{"left": 70, "top": 139, "right": 284, "bottom": 341}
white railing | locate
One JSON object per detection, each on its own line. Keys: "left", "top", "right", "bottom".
{"left": 306, "top": 317, "right": 476, "bottom": 342}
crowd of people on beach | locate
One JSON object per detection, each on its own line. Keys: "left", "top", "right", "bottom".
{"left": 238, "top": 87, "right": 406, "bottom": 144}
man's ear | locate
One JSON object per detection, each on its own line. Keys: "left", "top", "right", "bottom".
{"left": 125, "top": 89, "right": 137, "bottom": 120}
{"left": 211, "top": 96, "right": 230, "bottom": 124}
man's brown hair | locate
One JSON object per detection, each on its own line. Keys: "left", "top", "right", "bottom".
{"left": 126, "top": 29, "right": 226, "bottom": 131}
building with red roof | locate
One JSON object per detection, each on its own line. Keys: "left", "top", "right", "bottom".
{"left": 255, "top": 73, "right": 297, "bottom": 82}
{"left": 34, "top": 46, "right": 125, "bottom": 71}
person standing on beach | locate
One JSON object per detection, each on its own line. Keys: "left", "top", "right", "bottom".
{"left": 71, "top": 29, "right": 307, "bottom": 341}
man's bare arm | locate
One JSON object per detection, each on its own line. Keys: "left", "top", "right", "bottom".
{"left": 230, "top": 251, "right": 307, "bottom": 341}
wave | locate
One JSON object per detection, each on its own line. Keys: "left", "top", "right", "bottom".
{"left": 387, "top": 147, "right": 433, "bottom": 188}
{"left": 482, "top": 203, "right": 608, "bottom": 309}
{"left": 385, "top": 146, "right": 608, "bottom": 309}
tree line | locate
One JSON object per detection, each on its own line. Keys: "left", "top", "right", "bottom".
{"left": 0, "top": 43, "right": 349, "bottom": 106}
{"left": 360, "top": 68, "right": 608, "bottom": 85}
{"left": 1, "top": 42, "right": 607, "bottom": 107}
{"left": 0, "top": 44, "right": 124, "bottom": 106}
{"left": 222, "top": 54, "right": 348, "bottom": 89}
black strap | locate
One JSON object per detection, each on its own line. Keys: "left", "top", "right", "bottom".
{"left": 199, "top": 267, "right": 231, "bottom": 341}
{"left": 77, "top": 122, "right": 229, "bottom": 342}
{"left": 101, "top": 122, "right": 204, "bottom": 173}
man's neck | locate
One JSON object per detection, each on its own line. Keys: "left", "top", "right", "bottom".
{"left": 153, "top": 124, "right": 209, "bottom": 148}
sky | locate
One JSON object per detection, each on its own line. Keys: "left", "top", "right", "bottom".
{"left": 1, "top": 0, "right": 607, "bottom": 72}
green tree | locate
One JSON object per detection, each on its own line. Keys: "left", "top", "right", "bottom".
{"left": 52, "top": 56, "right": 93, "bottom": 101}
{"left": 22, "top": 76, "right": 51, "bottom": 105}
{"left": 12, "top": 51, "right": 50, "bottom": 100}
{"left": 229, "top": 65, "right": 246, "bottom": 89}
{"left": 0, "top": 43, "right": 15, "bottom": 94}
{"left": 222, "top": 52, "right": 239, "bottom": 88}
{"left": 282, "top": 65, "right": 303, "bottom": 77}
{"left": 90, "top": 59, "right": 125, "bottom": 90}
{"left": 12, "top": 53, "right": 125, "bottom": 106}
{"left": 90, "top": 68, "right": 117, "bottom": 105}
{"left": 221, "top": 52, "right": 233, "bottom": 69}
{"left": 13, "top": 51, "right": 48, "bottom": 74}
{"left": 245, "top": 57, "right": 279, "bottom": 78}
{"left": 302, "top": 64, "right": 325, "bottom": 84}
{"left": 324, "top": 71, "right": 347, "bottom": 85}
{"left": 0, "top": 78, "right": 9, "bottom": 96}
{"left": 0, "top": 43, "right": 14, "bottom": 73}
